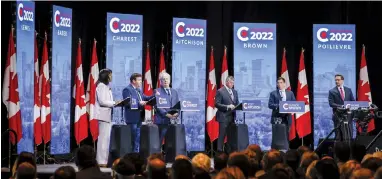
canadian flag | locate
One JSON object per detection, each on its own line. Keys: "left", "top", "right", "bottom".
{"left": 157, "top": 45, "right": 166, "bottom": 88}
{"left": 144, "top": 43, "right": 153, "bottom": 121}
{"left": 206, "top": 47, "right": 219, "bottom": 142}
{"left": 296, "top": 49, "right": 312, "bottom": 138}
{"left": 40, "top": 32, "right": 51, "bottom": 144}
{"left": 220, "top": 46, "right": 228, "bottom": 88}
{"left": 2, "top": 27, "right": 22, "bottom": 145}
{"left": 280, "top": 48, "right": 296, "bottom": 141}
{"left": 85, "top": 39, "right": 99, "bottom": 142}
{"left": 357, "top": 45, "right": 375, "bottom": 132}
{"left": 34, "top": 32, "right": 42, "bottom": 145}
{"left": 73, "top": 39, "right": 88, "bottom": 144}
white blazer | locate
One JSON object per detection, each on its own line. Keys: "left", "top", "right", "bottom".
{"left": 95, "top": 83, "right": 115, "bottom": 123}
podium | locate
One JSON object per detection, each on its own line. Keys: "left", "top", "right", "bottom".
{"left": 139, "top": 124, "right": 161, "bottom": 161}
{"left": 107, "top": 125, "right": 133, "bottom": 167}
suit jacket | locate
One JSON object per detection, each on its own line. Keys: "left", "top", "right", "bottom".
{"left": 95, "top": 83, "right": 115, "bottom": 123}
{"left": 122, "top": 84, "right": 153, "bottom": 124}
{"left": 328, "top": 86, "right": 355, "bottom": 113}
{"left": 268, "top": 89, "right": 296, "bottom": 125}
{"left": 215, "top": 86, "right": 239, "bottom": 123}
{"left": 154, "top": 87, "right": 180, "bottom": 124}
{"left": 76, "top": 167, "right": 112, "bottom": 179}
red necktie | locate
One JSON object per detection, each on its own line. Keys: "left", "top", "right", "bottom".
{"left": 340, "top": 87, "right": 345, "bottom": 100}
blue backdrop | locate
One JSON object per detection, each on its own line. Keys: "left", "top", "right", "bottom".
{"left": 106, "top": 13, "right": 143, "bottom": 125}
{"left": 172, "top": 17, "right": 206, "bottom": 151}
{"left": 16, "top": 1, "right": 35, "bottom": 154}
{"left": 313, "top": 24, "right": 356, "bottom": 148}
{"left": 51, "top": 5, "right": 72, "bottom": 154}
{"left": 233, "top": 23, "right": 277, "bottom": 150}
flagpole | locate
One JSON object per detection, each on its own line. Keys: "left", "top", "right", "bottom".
{"left": 301, "top": 47, "right": 305, "bottom": 146}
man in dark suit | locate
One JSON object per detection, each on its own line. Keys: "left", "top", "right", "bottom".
{"left": 268, "top": 77, "right": 296, "bottom": 150}
{"left": 123, "top": 73, "right": 154, "bottom": 152}
{"left": 328, "top": 74, "right": 355, "bottom": 141}
{"left": 154, "top": 72, "right": 180, "bottom": 142}
{"left": 215, "top": 76, "right": 239, "bottom": 152}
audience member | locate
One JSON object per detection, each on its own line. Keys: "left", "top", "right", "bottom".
{"left": 75, "top": 145, "right": 112, "bottom": 179}
{"left": 340, "top": 160, "right": 361, "bottom": 179}
{"left": 15, "top": 162, "right": 36, "bottom": 179}
{"left": 297, "top": 146, "right": 311, "bottom": 157}
{"left": 285, "top": 149, "right": 300, "bottom": 177}
{"left": 52, "top": 166, "right": 76, "bottom": 179}
{"left": 305, "top": 160, "right": 318, "bottom": 179}
{"left": 361, "top": 157, "right": 382, "bottom": 172}
{"left": 296, "top": 151, "right": 319, "bottom": 178}
{"left": 12, "top": 152, "right": 37, "bottom": 178}
{"left": 314, "top": 158, "right": 340, "bottom": 179}
{"left": 123, "top": 153, "right": 145, "bottom": 178}
{"left": 374, "top": 152, "right": 382, "bottom": 160}
{"left": 227, "top": 152, "right": 250, "bottom": 178}
{"left": 334, "top": 142, "right": 351, "bottom": 168}
{"left": 171, "top": 159, "right": 193, "bottom": 179}
{"left": 351, "top": 143, "right": 367, "bottom": 163}
{"left": 375, "top": 166, "right": 382, "bottom": 179}
{"left": 247, "top": 144, "right": 263, "bottom": 162}
{"left": 147, "top": 158, "right": 167, "bottom": 179}
{"left": 215, "top": 167, "right": 245, "bottom": 179}
{"left": 192, "top": 153, "right": 211, "bottom": 179}
{"left": 361, "top": 154, "right": 374, "bottom": 164}
{"left": 175, "top": 154, "right": 190, "bottom": 161}
{"left": 212, "top": 152, "right": 228, "bottom": 178}
{"left": 350, "top": 168, "right": 374, "bottom": 179}
{"left": 114, "top": 158, "right": 136, "bottom": 179}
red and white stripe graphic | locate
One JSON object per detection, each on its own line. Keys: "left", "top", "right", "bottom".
{"left": 206, "top": 47, "right": 219, "bottom": 142}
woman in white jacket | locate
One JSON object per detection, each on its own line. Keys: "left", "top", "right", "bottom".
{"left": 95, "top": 69, "right": 121, "bottom": 167}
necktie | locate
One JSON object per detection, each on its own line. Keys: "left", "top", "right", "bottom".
{"left": 136, "top": 89, "right": 142, "bottom": 101}
{"left": 340, "top": 87, "right": 345, "bottom": 100}
{"left": 280, "top": 91, "right": 285, "bottom": 101}
{"left": 229, "top": 90, "right": 234, "bottom": 101}
{"left": 165, "top": 88, "right": 171, "bottom": 96}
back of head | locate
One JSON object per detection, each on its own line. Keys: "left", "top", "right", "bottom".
{"left": 13, "top": 152, "right": 36, "bottom": 177}
{"left": 16, "top": 162, "right": 36, "bottom": 179}
{"left": 361, "top": 157, "right": 382, "bottom": 172}
{"left": 53, "top": 166, "right": 76, "bottom": 179}
{"left": 147, "top": 158, "right": 166, "bottom": 179}
{"left": 247, "top": 144, "right": 262, "bottom": 161}
{"left": 75, "top": 145, "right": 98, "bottom": 169}
{"left": 374, "top": 151, "right": 382, "bottom": 160}
{"left": 172, "top": 159, "right": 193, "bottom": 179}
{"left": 300, "top": 151, "right": 320, "bottom": 169}
{"left": 375, "top": 166, "right": 382, "bottom": 179}
{"left": 315, "top": 158, "right": 340, "bottom": 179}
{"left": 297, "top": 145, "right": 311, "bottom": 157}
{"left": 175, "top": 154, "right": 190, "bottom": 161}
{"left": 305, "top": 160, "right": 318, "bottom": 179}
{"left": 115, "top": 158, "right": 136, "bottom": 176}
{"left": 123, "top": 153, "right": 144, "bottom": 175}
{"left": 350, "top": 168, "right": 374, "bottom": 179}
{"left": 362, "top": 154, "right": 374, "bottom": 164}
{"left": 147, "top": 153, "right": 164, "bottom": 163}
{"left": 285, "top": 149, "right": 300, "bottom": 172}
{"left": 351, "top": 143, "right": 366, "bottom": 163}
{"left": 227, "top": 152, "right": 250, "bottom": 178}
{"left": 340, "top": 160, "right": 360, "bottom": 179}
{"left": 192, "top": 153, "right": 211, "bottom": 173}
{"left": 214, "top": 152, "right": 228, "bottom": 172}
{"left": 262, "top": 150, "right": 283, "bottom": 172}
{"left": 334, "top": 142, "right": 351, "bottom": 163}
{"left": 268, "top": 166, "right": 291, "bottom": 179}
{"left": 215, "top": 167, "right": 245, "bottom": 179}
{"left": 273, "top": 163, "right": 294, "bottom": 179}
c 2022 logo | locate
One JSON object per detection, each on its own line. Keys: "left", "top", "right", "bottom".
{"left": 18, "top": 3, "right": 34, "bottom": 22}
{"left": 109, "top": 17, "right": 140, "bottom": 34}
{"left": 175, "top": 22, "right": 204, "bottom": 38}
{"left": 236, "top": 26, "right": 274, "bottom": 42}
{"left": 316, "top": 28, "right": 353, "bottom": 43}
{"left": 54, "top": 10, "right": 71, "bottom": 28}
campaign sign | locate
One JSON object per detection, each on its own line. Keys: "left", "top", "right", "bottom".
{"left": 234, "top": 23, "right": 276, "bottom": 150}
{"left": 242, "top": 100, "right": 262, "bottom": 112}
{"left": 156, "top": 93, "right": 170, "bottom": 109}
{"left": 181, "top": 98, "right": 199, "bottom": 111}
{"left": 172, "top": 17, "right": 206, "bottom": 151}
{"left": 106, "top": 13, "right": 143, "bottom": 125}
{"left": 279, "top": 101, "right": 305, "bottom": 113}
{"left": 51, "top": 5, "right": 72, "bottom": 154}
{"left": 313, "top": 24, "right": 356, "bottom": 148}
{"left": 16, "top": 1, "right": 35, "bottom": 153}
{"left": 344, "top": 101, "right": 369, "bottom": 110}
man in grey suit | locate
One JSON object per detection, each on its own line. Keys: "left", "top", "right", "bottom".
{"left": 215, "top": 76, "right": 239, "bottom": 152}
{"left": 328, "top": 74, "right": 355, "bottom": 141}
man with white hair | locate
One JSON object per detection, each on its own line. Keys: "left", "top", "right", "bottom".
{"left": 154, "top": 72, "right": 180, "bottom": 142}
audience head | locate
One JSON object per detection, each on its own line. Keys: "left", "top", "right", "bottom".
{"left": 227, "top": 152, "right": 250, "bottom": 178}
{"left": 124, "top": 153, "right": 144, "bottom": 175}
{"left": 12, "top": 152, "right": 36, "bottom": 177}
{"left": 374, "top": 151, "right": 382, "bottom": 160}
{"left": 175, "top": 154, "right": 190, "bottom": 161}
{"left": 114, "top": 158, "right": 136, "bottom": 177}
{"left": 361, "top": 157, "right": 382, "bottom": 172}
{"left": 285, "top": 149, "right": 300, "bottom": 173}
{"left": 273, "top": 163, "right": 295, "bottom": 179}
{"left": 350, "top": 168, "right": 374, "bottom": 179}
{"left": 214, "top": 152, "right": 228, "bottom": 172}
{"left": 315, "top": 158, "right": 340, "bottom": 179}
{"left": 297, "top": 145, "right": 311, "bottom": 157}
{"left": 340, "top": 160, "right": 361, "bottom": 179}
{"left": 352, "top": 143, "right": 367, "bottom": 163}
{"left": 305, "top": 160, "right": 318, "bottom": 179}
{"left": 247, "top": 144, "right": 262, "bottom": 161}
{"left": 300, "top": 151, "right": 320, "bottom": 169}
{"left": 15, "top": 162, "right": 36, "bottom": 179}
{"left": 334, "top": 142, "right": 351, "bottom": 163}
{"left": 243, "top": 149, "right": 260, "bottom": 177}
{"left": 52, "top": 166, "right": 76, "bottom": 179}
{"left": 147, "top": 158, "right": 166, "bottom": 179}
{"left": 192, "top": 153, "right": 211, "bottom": 173}
{"left": 375, "top": 166, "right": 382, "bottom": 179}
{"left": 171, "top": 159, "right": 193, "bottom": 179}
{"left": 147, "top": 153, "right": 164, "bottom": 163}
{"left": 262, "top": 150, "right": 283, "bottom": 172}
{"left": 362, "top": 154, "right": 374, "bottom": 164}
{"left": 74, "top": 145, "right": 98, "bottom": 170}
{"left": 215, "top": 167, "right": 245, "bottom": 179}
{"left": 268, "top": 165, "right": 291, "bottom": 179}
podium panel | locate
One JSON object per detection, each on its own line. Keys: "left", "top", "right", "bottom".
{"left": 164, "top": 124, "right": 187, "bottom": 163}
{"left": 271, "top": 124, "right": 289, "bottom": 150}
{"left": 107, "top": 125, "right": 133, "bottom": 167}
{"left": 140, "top": 124, "right": 161, "bottom": 160}
{"left": 227, "top": 124, "right": 249, "bottom": 153}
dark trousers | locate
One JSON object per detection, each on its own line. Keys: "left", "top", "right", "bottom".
{"left": 130, "top": 123, "right": 141, "bottom": 152}
{"left": 157, "top": 124, "right": 169, "bottom": 144}
{"left": 217, "top": 121, "right": 233, "bottom": 151}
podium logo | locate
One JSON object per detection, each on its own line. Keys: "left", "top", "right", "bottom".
{"left": 175, "top": 21, "right": 205, "bottom": 38}
{"left": 18, "top": 3, "right": 34, "bottom": 22}
{"left": 282, "top": 103, "right": 289, "bottom": 110}
{"left": 109, "top": 17, "right": 140, "bottom": 34}
{"left": 158, "top": 97, "right": 168, "bottom": 105}
{"left": 236, "top": 26, "right": 274, "bottom": 42}
{"left": 243, "top": 102, "right": 261, "bottom": 110}
{"left": 182, "top": 100, "right": 197, "bottom": 108}
{"left": 316, "top": 27, "right": 353, "bottom": 43}
{"left": 54, "top": 10, "right": 71, "bottom": 28}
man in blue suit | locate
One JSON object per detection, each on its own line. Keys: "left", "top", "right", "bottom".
{"left": 122, "top": 73, "right": 154, "bottom": 152}
{"left": 154, "top": 72, "right": 180, "bottom": 142}
{"left": 215, "top": 76, "right": 239, "bottom": 152}
{"left": 268, "top": 77, "right": 296, "bottom": 150}
{"left": 328, "top": 74, "right": 355, "bottom": 141}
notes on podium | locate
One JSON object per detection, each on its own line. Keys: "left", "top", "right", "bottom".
{"left": 114, "top": 97, "right": 130, "bottom": 107}
{"left": 344, "top": 101, "right": 369, "bottom": 110}
{"left": 279, "top": 101, "right": 305, "bottom": 113}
